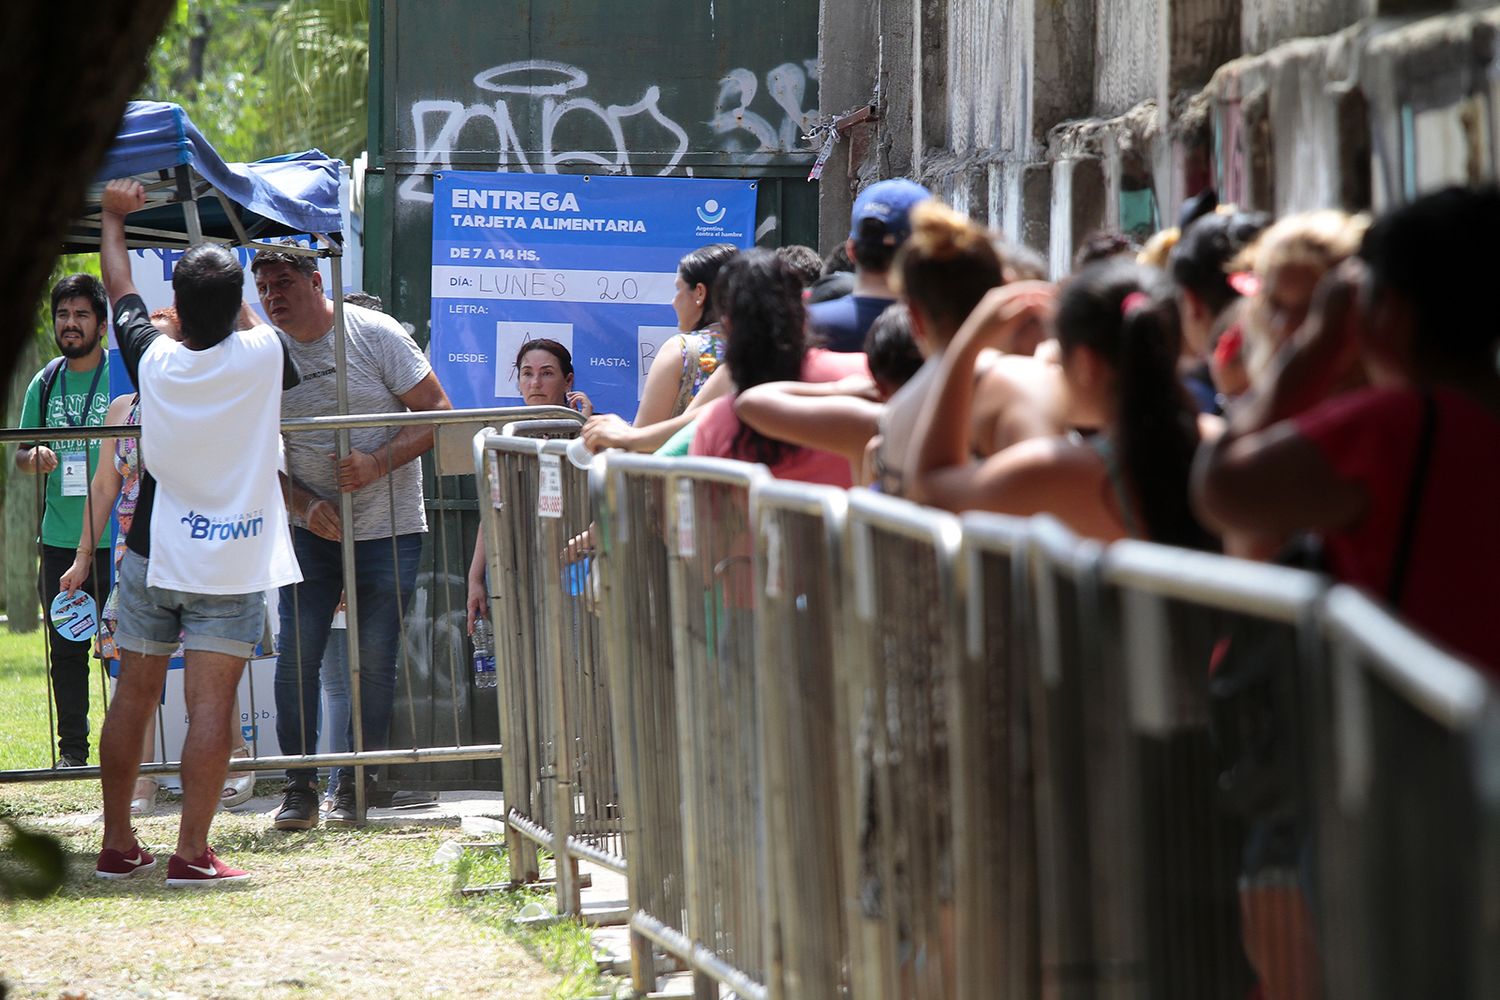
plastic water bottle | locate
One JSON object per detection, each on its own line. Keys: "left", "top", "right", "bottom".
{"left": 472, "top": 616, "right": 497, "bottom": 689}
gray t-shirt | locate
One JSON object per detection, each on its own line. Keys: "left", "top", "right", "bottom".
{"left": 278, "top": 303, "right": 431, "bottom": 541}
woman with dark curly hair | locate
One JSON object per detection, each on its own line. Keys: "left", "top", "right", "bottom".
{"left": 688, "top": 250, "right": 868, "bottom": 485}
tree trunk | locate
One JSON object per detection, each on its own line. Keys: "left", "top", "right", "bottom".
{"left": 188, "top": 11, "right": 210, "bottom": 87}
{"left": 0, "top": 2, "right": 176, "bottom": 415}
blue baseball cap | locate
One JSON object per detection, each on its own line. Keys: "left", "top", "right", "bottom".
{"left": 849, "top": 178, "right": 933, "bottom": 243}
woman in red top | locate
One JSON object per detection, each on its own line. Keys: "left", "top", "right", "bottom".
{"left": 690, "top": 250, "right": 868, "bottom": 485}
{"left": 1195, "top": 186, "right": 1500, "bottom": 676}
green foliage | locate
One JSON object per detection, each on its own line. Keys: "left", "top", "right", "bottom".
{"left": 141, "top": 1, "right": 279, "bottom": 162}
{"left": 0, "top": 817, "right": 67, "bottom": 902}
{"left": 266, "top": 0, "right": 370, "bottom": 164}
{"left": 140, "top": 0, "right": 368, "bottom": 165}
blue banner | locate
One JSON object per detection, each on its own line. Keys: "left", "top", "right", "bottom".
{"left": 430, "top": 172, "right": 757, "bottom": 420}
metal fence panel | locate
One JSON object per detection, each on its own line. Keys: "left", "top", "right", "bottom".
{"left": 541, "top": 439, "right": 623, "bottom": 872}
{"left": 481, "top": 430, "right": 622, "bottom": 913}
{"left": 593, "top": 453, "right": 686, "bottom": 994}
{"left": 1096, "top": 539, "right": 1330, "bottom": 1000}
{"left": 841, "top": 488, "right": 963, "bottom": 1000}
{"left": 0, "top": 407, "right": 573, "bottom": 802}
{"left": 1317, "top": 586, "right": 1500, "bottom": 1000}
{"left": 483, "top": 435, "right": 547, "bottom": 882}
{"left": 666, "top": 458, "right": 772, "bottom": 998}
{"left": 954, "top": 512, "right": 1040, "bottom": 1000}
{"left": 1025, "top": 517, "right": 1109, "bottom": 1000}
{"left": 754, "top": 480, "right": 853, "bottom": 1000}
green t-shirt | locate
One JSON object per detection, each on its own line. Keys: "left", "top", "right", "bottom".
{"left": 655, "top": 419, "right": 697, "bottom": 458}
{"left": 18, "top": 358, "right": 112, "bottom": 549}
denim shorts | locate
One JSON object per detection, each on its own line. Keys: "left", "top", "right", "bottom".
{"left": 113, "top": 549, "right": 266, "bottom": 659}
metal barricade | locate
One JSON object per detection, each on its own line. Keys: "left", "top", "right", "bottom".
{"left": 592, "top": 452, "right": 687, "bottom": 993}
{"left": 594, "top": 453, "right": 774, "bottom": 999}
{"left": 840, "top": 488, "right": 963, "bottom": 1000}
{"left": 1024, "top": 517, "right": 1112, "bottom": 999}
{"left": 0, "top": 406, "right": 577, "bottom": 808}
{"left": 753, "top": 480, "right": 852, "bottom": 1000}
{"left": 1315, "top": 586, "right": 1500, "bottom": 1000}
{"left": 952, "top": 512, "right": 1039, "bottom": 1000}
{"left": 665, "top": 457, "right": 772, "bottom": 999}
{"left": 1093, "top": 536, "right": 1328, "bottom": 999}
{"left": 477, "top": 428, "right": 622, "bottom": 915}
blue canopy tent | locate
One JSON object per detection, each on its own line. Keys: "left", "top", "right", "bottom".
{"left": 63, "top": 101, "right": 343, "bottom": 254}
{"left": 67, "top": 105, "right": 380, "bottom": 728}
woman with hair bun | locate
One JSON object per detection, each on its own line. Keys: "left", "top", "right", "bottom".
{"left": 911, "top": 260, "right": 1215, "bottom": 549}
{"left": 876, "top": 200, "right": 1066, "bottom": 497}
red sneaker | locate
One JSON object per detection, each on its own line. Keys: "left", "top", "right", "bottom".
{"left": 95, "top": 842, "right": 156, "bottom": 880}
{"left": 165, "top": 846, "right": 250, "bottom": 888}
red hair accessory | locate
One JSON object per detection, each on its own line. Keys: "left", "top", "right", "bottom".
{"left": 1227, "top": 271, "right": 1261, "bottom": 297}
{"left": 1213, "top": 326, "right": 1244, "bottom": 368}
{"left": 1121, "top": 291, "right": 1151, "bottom": 317}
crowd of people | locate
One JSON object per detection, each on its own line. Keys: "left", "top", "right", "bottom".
{"left": 568, "top": 178, "right": 1499, "bottom": 686}
{"left": 15, "top": 169, "right": 1497, "bottom": 909}
{"left": 561, "top": 179, "right": 1498, "bottom": 997}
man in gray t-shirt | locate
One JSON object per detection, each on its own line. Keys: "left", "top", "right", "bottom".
{"left": 251, "top": 250, "right": 452, "bottom": 831}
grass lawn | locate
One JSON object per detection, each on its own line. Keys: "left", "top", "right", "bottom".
{"left": 0, "top": 623, "right": 105, "bottom": 774}
{"left": 0, "top": 625, "right": 617, "bottom": 999}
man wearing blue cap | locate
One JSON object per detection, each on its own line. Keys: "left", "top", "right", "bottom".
{"left": 808, "top": 178, "right": 932, "bottom": 352}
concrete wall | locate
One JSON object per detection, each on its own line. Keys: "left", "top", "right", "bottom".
{"left": 824, "top": 0, "right": 1500, "bottom": 276}
{"left": 1242, "top": 0, "right": 1362, "bottom": 55}
{"left": 1096, "top": 0, "right": 1160, "bottom": 116}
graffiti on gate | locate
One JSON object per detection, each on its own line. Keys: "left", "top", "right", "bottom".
{"left": 400, "top": 59, "right": 817, "bottom": 201}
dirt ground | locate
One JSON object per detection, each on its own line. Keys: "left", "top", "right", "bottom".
{"left": 1, "top": 800, "right": 565, "bottom": 1000}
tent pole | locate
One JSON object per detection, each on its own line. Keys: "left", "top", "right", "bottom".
{"left": 175, "top": 165, "right": 203, "bottom": 245}
{"left": 325, "top": 241, "right": 366, "bottom": 822}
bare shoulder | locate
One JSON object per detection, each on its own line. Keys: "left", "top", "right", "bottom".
{"left": 105, "top": 393, "right": 135, "bottom": 423}
{"left": 988, "top": 434, "right": 1095, "bottom": 479}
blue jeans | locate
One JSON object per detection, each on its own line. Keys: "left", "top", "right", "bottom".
{"left": 320, "top": 627, "right": 352, "bottom": 792}
{"left": 274, "top": 529, "right": 422, "bottom": 787}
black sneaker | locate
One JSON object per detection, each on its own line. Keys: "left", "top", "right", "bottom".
{"left": 55, "top": 754, "right": 87, "bottom": 769}
{"left": 272, "top": 783, "right": 319, "bottom": 831}
{"left": 324, "top": 785, "right": 363, "bottom": 828}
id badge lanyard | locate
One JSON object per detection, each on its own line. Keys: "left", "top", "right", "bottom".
{"left": 56, "top": 363, "right": 104, "bottom": 498}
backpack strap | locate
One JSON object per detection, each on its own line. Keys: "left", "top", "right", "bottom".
{"left": 37, "top": 356, "right": 66, "bottom": 415}
{"left": 1387, "top": 392, "right": 1437, "bottom": 610}
{"left": 26, "top": 356, "right": 68, "bottom": 450}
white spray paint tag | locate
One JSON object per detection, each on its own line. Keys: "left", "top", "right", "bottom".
{"left": 675, "top": 480, "right": 696, "bottom": 558}
{"left": 538, "top": 454, "right": 563, "bottom": 519}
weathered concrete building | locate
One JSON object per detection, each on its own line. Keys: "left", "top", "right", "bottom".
{"left": 820, "top": 0, "right": 1500, "bottom": 274}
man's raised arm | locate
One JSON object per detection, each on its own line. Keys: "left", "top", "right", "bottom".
{"left": 99, "top": 179, "right": 145, "bottom": 308}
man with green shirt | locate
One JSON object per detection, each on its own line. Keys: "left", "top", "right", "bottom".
{"left": 15, "top": 273, "right": 114, "bottom": 767}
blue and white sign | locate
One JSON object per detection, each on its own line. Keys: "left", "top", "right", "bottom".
{"left": 430, "top": 172, "right": 757, "bottom": 421}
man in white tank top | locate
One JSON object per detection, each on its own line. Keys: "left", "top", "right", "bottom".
{"left": 92, "top": 179, "right": 302, "bottom": 887}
